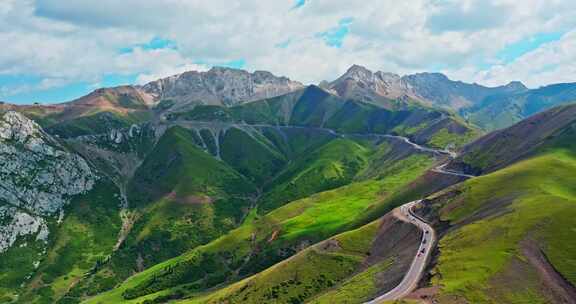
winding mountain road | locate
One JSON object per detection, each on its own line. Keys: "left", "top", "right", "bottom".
{"left": 431, "top": 162, "right": 476, "bottom": 178}
{"left": 106, "top": 119, "right": 472, "bottom": 303}
{"left": 364, "top": 200, "right": 436, "bottom": 303}
{"left": 175, "top": 119, "right": 478, "bottom": 303}
{"left": 363, "top": 148, "right": 477, "bottom": 303}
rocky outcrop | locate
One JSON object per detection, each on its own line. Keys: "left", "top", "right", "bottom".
{"left": 324, "top": 65, "right": 413, "bottom": 104}
{"left": 0, "top": 206, "right": 49, "bottom": 252}
{"left": 142, "top": 66, "right": 304, "bottom": 108}
{"left": 0, "top": 111, "right": 96, "bottom": 252}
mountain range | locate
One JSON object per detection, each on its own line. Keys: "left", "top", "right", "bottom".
{"left": 322, "top": 65, "right": 576, "bottom": 130}
{"left": 3, "top": 65, "right": 576, "bottom": 131}
{"left": 0, "top": 65, "right": 575, "bottom": 304}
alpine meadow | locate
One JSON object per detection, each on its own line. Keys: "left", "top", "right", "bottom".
{"left": 1, "top": 1, "right": 576, "bottom": 304}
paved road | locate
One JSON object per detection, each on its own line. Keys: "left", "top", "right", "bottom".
{"left": 174, "top": 119, "right": 476, "bottom": 303}
{"left": 363, "top": 146, "right": 476, "bottom": 303}
{"left": 431, "top": 162, "right": 476, "bottom": 178}
{"left": 364, "top": 200, "right": 436, "bottom": 303}
{"left": 380, "top": 134, "right": 456, "bottom": 157}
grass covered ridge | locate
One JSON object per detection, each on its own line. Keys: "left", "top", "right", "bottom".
{"left": 82, "top": 152, "right": 434, "bottom": 303}
{"left": 5, "top": 180, "right": 123, "bottom": 304}
{"left": 259, "top": 138, "right": 370, "bottom": 212}
{"left": 430, "top": 150, "right": 576, "bottom": 303}
{"left": 184, "top": 220, "right": 383, "bottom": 304}
{"left": 71, "top": 126, "right": 257, "bottom": 300}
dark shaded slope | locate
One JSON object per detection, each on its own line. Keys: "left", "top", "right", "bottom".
{"left": 447, "top": 104, "right": 576, "bottom": 175}
{"left": 171, "top": 85, "right": 480, "bottom": 150}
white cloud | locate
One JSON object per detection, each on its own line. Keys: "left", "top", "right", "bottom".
{"left": 447, "top": 30, "right": 576, "bottom": 88}
{"left": 135, "top": 62, "right": 209, "bottom": 85}
{"left": 0, "top": 0, "right": 575, "bottom": 99}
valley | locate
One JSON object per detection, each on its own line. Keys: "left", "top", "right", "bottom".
{"left": 0, "top": 65, "right": 575, "bottom": 304}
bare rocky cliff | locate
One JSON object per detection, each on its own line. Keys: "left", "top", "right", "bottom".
{"left": 142, "top": 66, "right": 304, "bottom": 108}
{"left": 0, "top": 111, "right": 96, "bottom": 252}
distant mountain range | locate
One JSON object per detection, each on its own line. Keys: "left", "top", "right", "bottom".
{"left": 322, "top": 65, "right": 576, "bottom": 130}
{"left": 321, "top": 64, "right": 528, "bottom": 110}
{"left": 2, "top": 65, "right": 575, "bottom": 131}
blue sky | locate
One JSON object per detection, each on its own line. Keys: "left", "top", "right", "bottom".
{"left": 1, "top": 0, "right": 575, "bottom": 104}
{"left": 317, "top": 18, "right": 354, "bottom": 48}
{"left": 497, "top": 32, "right": 566, "bottom": 63}
{"left": 119, "top": 37, "right": 178, "bottom": 54}
{"left": 293, "top": 0, "right": 306, "bottom": 9}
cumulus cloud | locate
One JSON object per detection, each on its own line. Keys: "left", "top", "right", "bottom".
{"left": 448, "top": 30, "right": 576, "bottom": 88}
{"left": 135, "top": 62, "right": 209, "bottom": 85}
{"left": 1, "top": 0, "right": 575, "bottom": 101}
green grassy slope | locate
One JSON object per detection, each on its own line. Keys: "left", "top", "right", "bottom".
{"left": 178, "top": 193, "right": 423, "bottom": 304}
{"left": 72, "top": 127, "right": 419, "bottom": 301}
{"left": 69, "top": 126, "right": 257, "bottom": 300}
{"left": 260, "top": 127, "right": 335, "bottom": 159}
{"left": 162, "top": 125, "right": 358, "bottom": 214}
{"left": 0, "top": 180, "right": 123, "bottom": 304}
{"left": 128, "top": 126, "right": 256, "bottom": 207}
{"left": 0, "top": 212, "right": 49, "bottom": 303}
{"left": 425, "top": 150, "right": 576, "bottom": 303}
{"left": 220, "top": 127, "right": 287, "bottom": 184}
{"left": 309, "top": 259, "right": 395, "bottom": 304}
{"left": 259, "top": 138, "right": 370, "bottom": 212}
{"left": 81, "top": 151, "right": 434, "bottom": 303}
{"left": 7, "top": 87, "right": 153, "bottom": 137}
{"left": 184, "top": 220, "right": 384, "bottom": 304}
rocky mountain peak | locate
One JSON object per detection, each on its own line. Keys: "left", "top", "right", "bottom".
{"left": 142, "top": 67, "right": 304, "bottom": 107}
{"left": 374, "top": 71, "right": 402, "bottom": 82}
{"left": 0, "top": 111, "right": 43, "bottom": 143}
{"left": 504, "top": 80, "right": 528, "bottom": 91}
{"left": 337, "top": 65, "right": 376, "bottom": 84}
{"left": 325, "top": 65, "right": 549, "bottom": 113}
{"left": 343, "top": 64, "right": 373, "bottom": 79}
{"left": 403, "top": 72, "right": 450, "bottom": 83}
{"left": 326, "top": 65, "right": 413, "bottom": 105}
{"left": 341, "top": 65, "right": 404, "bottom": 87}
